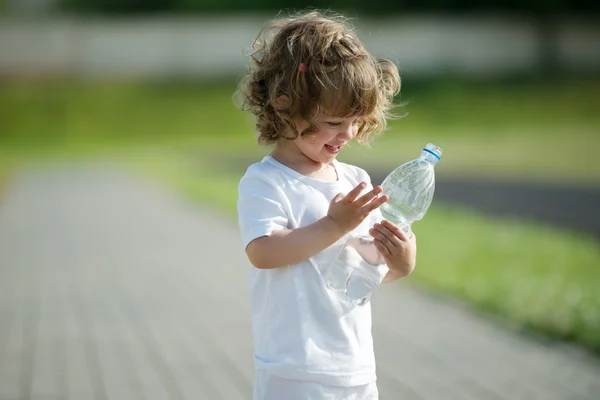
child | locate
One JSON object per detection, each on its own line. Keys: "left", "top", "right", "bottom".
{"left": 235, "top": 10, "right": 417, "bottom": 400}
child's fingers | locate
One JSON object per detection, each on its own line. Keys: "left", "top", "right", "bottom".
{"left": 331, "top": 192, "right": 345, "bottom": 204}
{"left": 373, "top": 239, "right": 391, "bottom": 257}
{"left": 371, "top": 224, "right": 400, "bottom": 248}
{"left": 343, "top": 182, "right": 367, "bottom": 204}
{"left": 356, "top": 185, "right": 383, "bottom": 206}
{"left": 380, "top": 219, "right": 409, "bottom": 241}
{"left": 365, "top": 194, "right": 388, "bottom": 211}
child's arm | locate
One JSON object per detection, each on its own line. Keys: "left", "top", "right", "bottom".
{"left": 246, "top": 183, "right": 387, "bottom": 270}
{"left": 382, "top": 269, "right": 408, "bottom": 283}
{"left": 246, "top": 216, "right": 343, "bottom": 269}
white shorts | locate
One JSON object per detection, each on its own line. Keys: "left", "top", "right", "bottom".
{"left": 253, "top": 370, "right": 379, "bottom": 400}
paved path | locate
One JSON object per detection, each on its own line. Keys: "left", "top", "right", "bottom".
{"left": 1, "top": 165, "right": 599, "bottom": 400}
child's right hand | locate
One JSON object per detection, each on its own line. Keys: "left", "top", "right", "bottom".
{"left": 327, "top": 182, "right": 388, "bottom": 234}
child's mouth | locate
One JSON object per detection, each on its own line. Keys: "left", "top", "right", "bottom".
{"left": 324, "top": 144, "right": 341, "bottom": 153}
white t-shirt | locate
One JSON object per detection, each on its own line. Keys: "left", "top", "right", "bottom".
{"left": 237, "top": 155, "right": 383, "bottom": 387}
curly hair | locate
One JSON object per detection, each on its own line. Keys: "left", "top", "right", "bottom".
{"left": 234, "top": 10, "right": 402, "bottom": 145}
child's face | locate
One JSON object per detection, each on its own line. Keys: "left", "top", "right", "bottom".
{"left": 292, "top": 112, "right": 360, "bottom": 164}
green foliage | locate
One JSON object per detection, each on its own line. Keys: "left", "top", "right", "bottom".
{"left": 57, "top": 0, "right": 599, "bottom": 14}
{"left": 59, "top": 0, "right": 172, "bottom": 13}
{"left": 2, "top": 77, "right": 599, "bottom": 182}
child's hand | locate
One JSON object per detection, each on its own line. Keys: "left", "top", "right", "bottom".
{"left": 327, "top": 182, "right": 388, "bottom": 234}
{"left": 369, "top": 220, "right": 417, "bottom": 277}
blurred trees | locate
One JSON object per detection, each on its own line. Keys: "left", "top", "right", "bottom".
{"left": 58, "top": 0, "right": 599, "bottom": 14}
{"left": 58, "top": 0, "right": 598, "bottom": 76}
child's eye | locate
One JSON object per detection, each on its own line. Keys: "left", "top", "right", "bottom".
{"left": 327, "top": 122, "right": 342, "bottom": 127}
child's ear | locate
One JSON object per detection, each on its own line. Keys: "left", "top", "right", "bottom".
{"left": 273, "top": 95, "right": 291, "bottom": 110}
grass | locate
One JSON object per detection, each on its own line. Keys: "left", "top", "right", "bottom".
{"left": 415, "top": 204, "right": 600, "bottom": 347}
{"left": 1, "top": 77, "right": 599, "bottom": 352}
{"left": 338, "top": 78, "right": 600, "bottom": 185}
{"left": 0, "top": 169, "right": 10, "bottom": 202}
{"left": 2, "top": 78, "right": 600, "bottom": 183}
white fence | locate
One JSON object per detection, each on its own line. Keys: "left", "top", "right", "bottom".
{"left": 0, "top": 14, "right": 599, "bottom": 79}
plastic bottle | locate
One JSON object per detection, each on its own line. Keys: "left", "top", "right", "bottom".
{"left": 325, "top": 143, "right": 442, "bottom": 305}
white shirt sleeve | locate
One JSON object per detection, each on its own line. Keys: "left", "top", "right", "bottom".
{"left": 238, "top": 170, "right": 289, "bottom": 249}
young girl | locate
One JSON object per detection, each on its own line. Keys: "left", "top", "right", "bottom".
{"left": 235, "top": 10, "right": 417, "bottom": 400}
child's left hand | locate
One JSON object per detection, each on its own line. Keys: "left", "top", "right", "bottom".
{"left": 369, "top": 219, "right": 417, "bottom": 277}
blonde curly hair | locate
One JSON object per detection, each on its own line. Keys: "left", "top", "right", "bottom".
{"left": 235, "top": 10, "right": 401, "bottom": 145}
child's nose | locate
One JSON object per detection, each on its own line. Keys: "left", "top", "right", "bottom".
{"left": 338, "top": 124, "right": 355, "bottom": 140}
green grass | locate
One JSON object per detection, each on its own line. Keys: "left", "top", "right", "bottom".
{"left": 416, "top": 204, "right": 600, "bottom": 347}
{"left": 1, "top": 78, "right": 599, "bottom": 352}
{"left": 338, "top": 78, "right": 600, "bottom": 185}
{"left": 2, "top": 78, "right": 600, "bottom": 184}
{"left": 0, "top": 169, "right": 9, "bottom": 201}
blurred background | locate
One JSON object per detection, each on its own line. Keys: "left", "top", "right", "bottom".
{"left": 0, "top": 0, "right": 599, "bottom": 399}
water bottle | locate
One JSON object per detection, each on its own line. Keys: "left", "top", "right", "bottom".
{"left": 325, "top": 143, "right": 442, "bottom": 306}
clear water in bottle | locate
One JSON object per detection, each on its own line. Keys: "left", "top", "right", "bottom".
{"left": 326, "top": 237, "right": 385, "bottom": 305}
{"left": 325, "top": 143, "right": 442, "bottom": 305}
